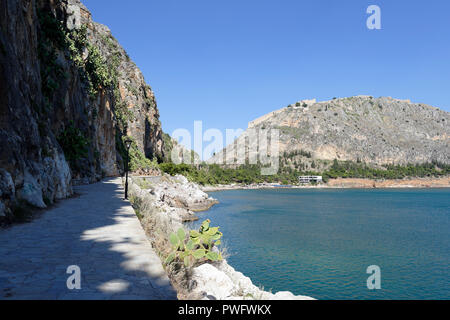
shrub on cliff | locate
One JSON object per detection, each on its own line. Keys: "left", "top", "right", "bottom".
{"left": 159, "top": 163, "right": 193, "bottom": 176}
{"left": 160, "top": 160, "right": 449, "bottom": 186}
{"left": 118, "top": 136, "right": 158, "bottom": 173}
{"left": 165, "top": 220, "right": 223, "bottom": 268}
{"left": 57, "top": 122, "right": 89, "bottom": 166}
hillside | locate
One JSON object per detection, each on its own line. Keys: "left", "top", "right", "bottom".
{"left": 209, "top": 96, "right": 450, "bottom": 172}
{"left": 0, "top": 0, "right": 165, "bottom": 220}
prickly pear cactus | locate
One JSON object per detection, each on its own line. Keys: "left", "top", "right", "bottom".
{"left": 165, "top": 219, "right": 223, "bottom": 267}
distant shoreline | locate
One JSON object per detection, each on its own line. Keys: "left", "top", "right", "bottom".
{"left": 202, "top": 176, "right": 450, "bottom": 192}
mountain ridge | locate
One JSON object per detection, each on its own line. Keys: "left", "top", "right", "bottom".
{"left": 210, "top": 95, "right": 449, "bottom": 170}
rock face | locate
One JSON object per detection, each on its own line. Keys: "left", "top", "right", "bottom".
{"left": 0, "top": 0, "right": 165, "bottom": 220}
{"left": 210, "top": 96, "right": 450, "bottom": 169}
{"left": 133, "top": 175, "right": 218, "bottom": 222}
{"left": 154, "top": 175, "right": 218, "bottom": 212}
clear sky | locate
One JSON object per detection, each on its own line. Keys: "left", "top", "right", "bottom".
{"left": 83, "top": 0, "right": 450, "bottom": 137}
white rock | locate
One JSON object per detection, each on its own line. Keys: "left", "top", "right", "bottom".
{"left": 219, "top": 261, "right": 261, "bottom": 296}
{"left": 174, "top": 174, "right": 189, "bottom": 184}
{"left": 17, "top": 171, "right": 46, "bottom": 208}
{"left": 41, "top": 151, "right": 73, "bottom": 202}
{"left": 191, "top": 263, "right": 237, "bottom": 300}
{"left": 191, "top": 261, "right": 315, "bottom": 300}
{"left": 49, "top": 151, "right": 73, "bottom": 199}
{"left": 139, "top": 174, "right": 216, "bottom": 211}
{"left": 66, "top": 0, "right": 82, "bottom": 30}
{"left": 0, "top": 169, "right": 15, "bottom": 198}
{"left": 270, "top": 291, "right": 315, "bottom": 300}
{"left": 218, "top": 261, "right": 315, "bottom": 300}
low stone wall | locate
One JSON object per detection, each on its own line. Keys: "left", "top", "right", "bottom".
{"left": 126, "top": 175, "right": 314, "bottom": 300}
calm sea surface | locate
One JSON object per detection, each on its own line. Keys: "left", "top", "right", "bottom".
{"left": 191, "top": 188, "right": 450, "bottom": 300}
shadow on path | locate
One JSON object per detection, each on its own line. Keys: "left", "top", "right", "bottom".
{"left": 0, "top": 178, "right": 176, "bottom": 300}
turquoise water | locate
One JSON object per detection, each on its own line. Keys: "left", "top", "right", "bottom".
{"left": 192, "top": 189, "right": 450, "bottom": 300}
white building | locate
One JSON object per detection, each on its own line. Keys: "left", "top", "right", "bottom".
{"left": 298, "top": 176, "right": 323, "bottom": 184}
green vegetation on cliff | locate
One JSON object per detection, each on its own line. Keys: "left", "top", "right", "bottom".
{"left": 64, "top": 23, "right": 132, "bottom": 128}
{"left": 37, "top": 10, "right": 152, "bottom": 173}
{"left": 159, "top": 161, "right": 450, "bottom": 186}
{"left": 37, "top": 9, "right": 67, "bottom": 112}
{"left": 324, "top": 159, "right": 449, "bottom": 180}
{"left": 162, "top": 133, "right": 174, "bottom": 163}
{"left": 116, "top": 136, "right": 159, "bottom": 173}
{"left": 57, "top": 121, "right": 89, "bottom": 167}
{"left": 165, "top": 220, "right": 223, "bottom": 268}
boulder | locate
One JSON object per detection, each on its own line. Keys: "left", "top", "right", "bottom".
{"left": 270, "top": 291, "right": 315, "bottom": 300}
{"left": 190, "top": 260, "right": 315, "bottom": 300}
{"left": 191, "top": 263, "right": 237, "bottom": 300}
{"left": 17, "top": 171, "right": 46, "bottom": 208}
{"left": 0, "top": 169, "right": 15, "bottom": 200}
{"left": 129, "top": 175, "right": 315, "bottom": 300}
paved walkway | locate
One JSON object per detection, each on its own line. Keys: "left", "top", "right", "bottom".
{"left": 0, "top": 178, "right": 176, "bottom": 300}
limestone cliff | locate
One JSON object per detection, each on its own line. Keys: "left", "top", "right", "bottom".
{"left": 210, "top": 96, "right": 450, "bottom": 170}
{"left": 0, "top": 0, "right": 165, "bottom": 221}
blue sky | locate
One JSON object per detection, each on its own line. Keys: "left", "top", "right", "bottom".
{"left": 83, "top": 0, "right": 450, "bottom": 137}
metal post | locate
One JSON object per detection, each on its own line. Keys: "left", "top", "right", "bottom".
{"left": 125, "top": 147, "right": 129, "bottom": 200}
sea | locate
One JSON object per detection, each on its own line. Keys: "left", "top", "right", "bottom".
{"left": 191, "top": 188, "right": 450, "bottom": 300}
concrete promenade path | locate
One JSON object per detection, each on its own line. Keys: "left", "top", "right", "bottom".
{"left": 0, "top": 178, "right": 176, "bottom": 300}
